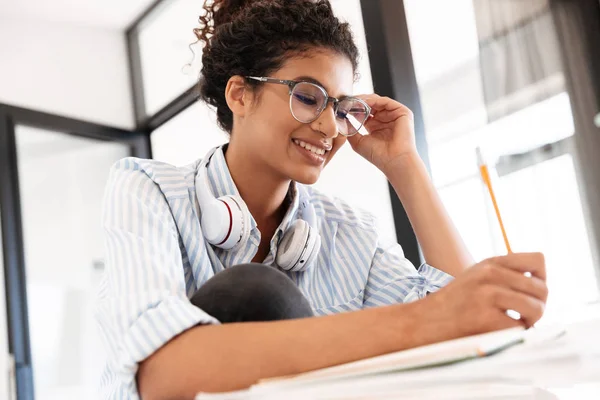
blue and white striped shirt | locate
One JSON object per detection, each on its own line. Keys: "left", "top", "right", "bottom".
{"left": 96, "top": 146, "right": 453, "bottom": 399}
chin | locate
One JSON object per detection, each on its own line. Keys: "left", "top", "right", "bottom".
{"left": 290, "top": 168, "right": 321, "bottom": 185}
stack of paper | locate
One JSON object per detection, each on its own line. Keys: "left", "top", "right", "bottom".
{"left": 196, "top": 327, "right": 530, "bottom": 399}
{"left": 195, "top": 307, "right": 600, "bottom": 399}
{"left": 258, "top": 327, "right": 526, "bottom": 389}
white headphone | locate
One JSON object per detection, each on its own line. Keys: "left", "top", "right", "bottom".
{"left": 196, "top": 146, "right": 321, "bottom": 272}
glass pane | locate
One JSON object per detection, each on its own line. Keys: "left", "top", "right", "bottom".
{"left": 137, "top": 0, "right": 204, "bottom": 116}
{"left": 151, "top": 103, "right": 229, "bottom": 167}
{"left": 329, "top": 0, "right": 374, "bottom": 95}
{"left": 497, "top": 155, "right": 599, "bottom": 322}
{"left": 437, "top": 177, "right": 497, "bottom": 262}
{"left": 405, "top": 0, "right": 480, "bottom": 86}
{"left": 428, "top": 93, "right": 575, "bottom": 188}
{"left": 15, "top": 126, "right": 130, "bottom": 400}
{"left": 0, "top": 212, "right": 10, "bottom": 399}
{"left": 404, "top": 0, "right": 600, "bottom": 315}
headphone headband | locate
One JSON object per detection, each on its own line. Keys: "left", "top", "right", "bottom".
{"left": 196, "top": 146, "right": 220, "bottom": 208}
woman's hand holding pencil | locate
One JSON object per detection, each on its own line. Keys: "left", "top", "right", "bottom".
{"left": 422, "top": 252, "right": 548, "bottom": 335}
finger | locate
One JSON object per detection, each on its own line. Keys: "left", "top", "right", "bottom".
{"left": 356, "top": 95, "right": 413, "bottom": 125}
{"left": 367, "top": 109, "right": 410, "bottom": 124}
{"left": 345, "top": 131, "right": 364, "bottom": 149}
{"left": 487, "top": 310, "right": 526, "bottom": 332}
{"left": 483, "top": 264, "right": 548, "bottom": 302}
{"left": 358, "top": 94, "right": 411, "bottom": 114}
{"left": 363, "top": 119, "right": 393, "bottom": 133}
{"left": 490, "top": 252, "right": 546, "bottom": 282}
{"left": 493, "top": 287, "right": 545, "bottom": 328}
{"left": 363, "top": 113, "right": 394, "bottom": 129}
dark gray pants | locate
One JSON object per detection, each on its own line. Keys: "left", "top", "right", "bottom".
{"left": 190, "top": 263, "right": 314, "bottom": 323}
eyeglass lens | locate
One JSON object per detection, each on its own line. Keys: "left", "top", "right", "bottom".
{"left": 289, "top": 82, "right": 369, "bottom": 136}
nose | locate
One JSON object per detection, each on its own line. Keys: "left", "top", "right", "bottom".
{"left": 310, "top": 103, "right": 338, "bottom": 139}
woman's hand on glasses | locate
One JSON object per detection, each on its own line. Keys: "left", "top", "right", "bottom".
{"left": 346, "top": 94, "right": 420, "bottom": 176}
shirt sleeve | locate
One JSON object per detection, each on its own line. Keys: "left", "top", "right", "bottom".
{"left": 95, "top": 158, "right": 219, "bottom": 399}
{"left": 363, "top": 237, "right": 454, "bottom": 308}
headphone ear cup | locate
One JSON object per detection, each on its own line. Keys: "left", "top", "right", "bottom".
{"left": 201, "top": 201, "right": 234, "bottom": 245}
{"left": 276, "top": 219, "right": 320, "bottom": 272}
{"left": 216, "top": 195, "right": 251, "bottom": 250}
{"left": 196, "top": 146, "right": 252, "bottom": 250}
{"left": 300, "top": 228, "right": 321, "bottom": 271}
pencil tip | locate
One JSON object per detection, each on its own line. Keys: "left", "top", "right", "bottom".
{"left": 475, "top": 147, "right": 484, "bottom": 166}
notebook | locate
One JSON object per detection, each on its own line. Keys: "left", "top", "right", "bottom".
{"left": 256, "top": 326, "right": 526, "bottom": 389}
{"left": 196, "top": 326, "right": 529, "bottom": 399}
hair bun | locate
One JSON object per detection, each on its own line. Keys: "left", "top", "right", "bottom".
{"left": 195, "top": 0, "right": 256, "bottom": 46}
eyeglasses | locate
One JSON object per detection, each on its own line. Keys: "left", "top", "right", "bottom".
{"left": 246, "top": 76, "right": 371, "bottom": 137}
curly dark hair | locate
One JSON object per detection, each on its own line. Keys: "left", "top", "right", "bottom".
{"left": 194, "top": 0, "right": 360, "bottom": 133}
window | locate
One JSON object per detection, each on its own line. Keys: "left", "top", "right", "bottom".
{"left": 151, "top": 102, "right": 228, "bottom": 167}
{"left": 498, "top": 154, "right": 598, "bottom": 314}
{"left": 404, "top": 0, "right": 599, "bottom": 321}
{"left": 133, "top": 0, "right": 204, "bottom": 117}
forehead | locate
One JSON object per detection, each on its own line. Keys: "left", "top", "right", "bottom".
{"left": 273, "top": 50, "right": 355, "bottom": 98}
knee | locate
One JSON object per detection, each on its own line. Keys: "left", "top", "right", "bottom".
{"left": 190, "top": 263, "right": 314, "bottom": 322}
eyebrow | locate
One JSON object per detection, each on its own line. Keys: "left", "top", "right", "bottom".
{"left": 293, "top": 76, "right": 350, "bottom": 99}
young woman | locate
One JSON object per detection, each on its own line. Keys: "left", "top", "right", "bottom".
{"left": 96, "top": 1, "right": 548, "bottom": 398}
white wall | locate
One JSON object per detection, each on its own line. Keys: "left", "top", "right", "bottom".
{"left": 0, "top": 17, "right": 134, "bottom": 129}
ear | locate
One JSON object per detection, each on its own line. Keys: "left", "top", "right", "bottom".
{"left": 225, "top": 75, "right": 252, "bottom": 118}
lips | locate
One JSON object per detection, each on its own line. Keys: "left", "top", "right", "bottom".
{"left": 292, "top": 139, "right": 327, "bottom": 166}
{"left": 292, "top": 139, "right": 328, "bottom": 156}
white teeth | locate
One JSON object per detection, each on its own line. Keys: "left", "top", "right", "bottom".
{"left": 293, "top": 139, "right": 326, "bottom": 156}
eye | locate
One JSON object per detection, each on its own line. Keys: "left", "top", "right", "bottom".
{"left": 350, "top": 107, "right": 366, "bottom": 114}
{"left": 335, "top": 109, "right": 348, "bottom": 119}
{"left": 293, "top": 92, "right": 318, "bottom": 106}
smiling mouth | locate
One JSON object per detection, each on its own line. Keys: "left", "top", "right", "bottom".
{"left": 291, "top": 139, "right": 329, "bottom": 166}
{"left": 292, "top": 139, "right": 329, "bottom": 156}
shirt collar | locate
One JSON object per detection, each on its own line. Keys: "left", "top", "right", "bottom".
{"left": 200, "top": 145, "right": 303, "bottom": 240}
{"left": 203, "top": 144, "right": 239, "bottom": 199}
{"left": 271, "top": 180, "right": 301, "bottom": 249}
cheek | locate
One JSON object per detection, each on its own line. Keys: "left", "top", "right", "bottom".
{"left": 254, "top": 102, "right": 297, "bottom": 136}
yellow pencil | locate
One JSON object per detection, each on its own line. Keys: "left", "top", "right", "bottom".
{"left": 476, "top": 148, "right": 512, "bottom": 254}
